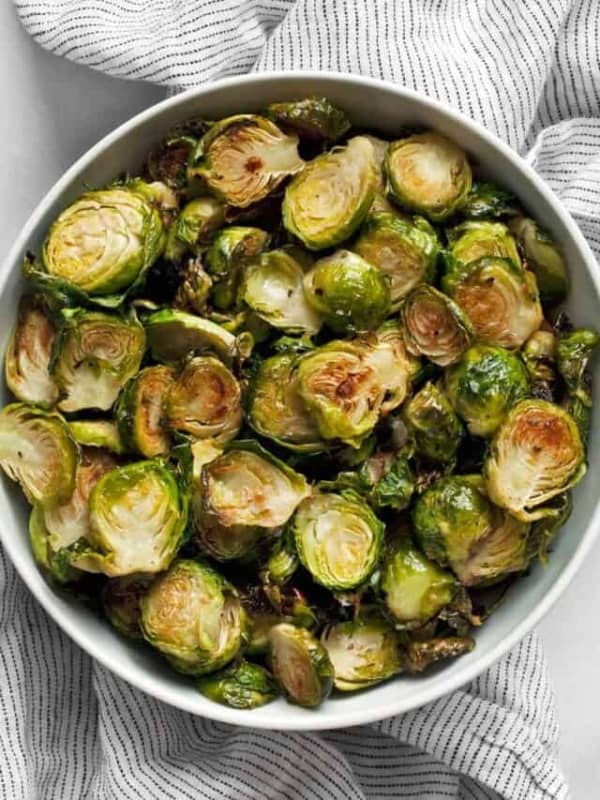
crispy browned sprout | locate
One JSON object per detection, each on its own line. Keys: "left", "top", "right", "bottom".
{"left": 5, "top": 296, "right": 58, "bottom": 407}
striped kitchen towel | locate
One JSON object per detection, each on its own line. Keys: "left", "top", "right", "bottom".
{"left": 8, "top": 1, "right": 600, "bottom": 798}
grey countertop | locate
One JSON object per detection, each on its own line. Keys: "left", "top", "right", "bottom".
{"left": 1, "top": 5, "right": 598, "bottom": 797}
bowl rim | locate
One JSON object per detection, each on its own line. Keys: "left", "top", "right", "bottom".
{"left": 1, "top": 70, "right": 600, "bottom": 731}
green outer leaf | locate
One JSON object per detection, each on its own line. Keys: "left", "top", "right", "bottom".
{"left": 144, "top": 308, "right": 237, "bottom": 363}
{"left": 265, "top": 97, "right": 351, "bottom": 142}
{"left": 196, "top": 660, "right": 278, "bottom": 709}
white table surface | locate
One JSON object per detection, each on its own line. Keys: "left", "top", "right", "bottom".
{"left": 1, "top": 5, "right": 599, "bottom": 798}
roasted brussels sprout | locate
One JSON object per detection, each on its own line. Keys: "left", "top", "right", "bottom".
{"left": 28, "top": 504, "right": 80, "bottom": 584}
{"left": 485, "top": 400, "right": 585, "bottom": 521}
{"left": 165, "top": 357, "right": 242, "bottom": 444}
{"left": 144, "top": 308, "right": 237, "bottom": 363}
{"left": 297, "top": 341, "right": 383, "bottom": 447}
{"left": 292, "top": 491, "right": 384, "bottom": 590}
{"left": 269, "top": 623, "right": 333, "bottom": 707}
{"left": 5, "top": 296, "right": 58, "bottom": 407}
{"left": 460, "top": 182, "right": 519, "bottom": 220}
{"left": 261, "top": 529, "right": 299, "bottom": 586}
{"left": 71, "top": 460, "right": 186, "bottom": 576}
{"left": 116, "top": 365, "right": 175, "bottom": 457}
{"left": 445, "top": 345, "right": 530, "bottom": 436}
{"left": 247, "top": 352, "right": 325, "bottom": 453}
{"left": 283, "top": 136, "right": 377, "bottom": 250}
{"left": 265, "top": 97, "right": 351, "bottom": 142}
{"left": 381, "top": 537, "right": 457, "bottom": 625}
{"left": 522, "top": 330, "right": 558, "bottom": 401}
{"left": 405, "top": 636, "right": 475, "bottom": 673}
{"left": 365, "top": 448, "right": 415, "bottom": 511}
{"left": 384, "top": 132, "right": 472, "bottom": 221}
{"left": 38, "top": 186, "right": 164, "bottom": 301}
{"left": 0, "top": 404, "right": 78, "bottom": 508}
{"left": 352, "top": 213, "right": 439, "bottom": 310}
{"left": 68, "top": 419, "right": 124, "bottom": 454}
{"left": 445, "top": 256, "right": 543, "bottom": 350}
{"left": 241, "top": 248, "right": 322, "bottom": 334}
{"left": 164, "top": 197, "right": 226, "bottom": 261}
{"left": 362, "top": 134, "right": 398, "bottom": 215}
{"left": 304, "top": 250, "right": 390, "bottom": 333}
{"left": 102, "top": 574, "right": 153, "bottom": 638}
{"left": 140, "top": 559, "right": 246, "bottom": 674}
{"left": 412, "top": 474, "right": 531, "bottom": 585}
{"left": 189, "top": 115, "right": 303, "bottom": 208}
{"left": 404, "top": 382, "right": 463, "bottom": 463}
{"left": 321, "top": 618, "right": 402, "bottom": 691}
{"left": 197, "top": 660, "right": 278, "bottom": 709}
{"left": 556, "top": 328, "right": 599, "bottom": 416}
{"left": 401, "top": 285, "right": 472, "bottom": 367}
{"left": 509, "top": 217, "right": 569, "bottom": 306}
{"left": 360, "top": 320, "right": 417, "bottom": 415}
{"left": 147, "top": 132, "right": 197, "bottom": 189}
{"left": 205, "top": 226, "right": 270, "bottom": 311}
{"left": 445, "top": 221, "right": 521, "bottom": 269}
{"left": 173, "top": 258, "right": 213, "bottom": 315}
{"left": 51, "top": 309, "right": 145, "bottom": 413}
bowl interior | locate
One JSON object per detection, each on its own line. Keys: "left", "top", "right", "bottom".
{"left": 1, "top": 73, "right": 599, "bottom": 730}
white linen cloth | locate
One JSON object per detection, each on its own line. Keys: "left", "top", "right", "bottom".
{"left": 7, "top": 1, "right": 600, "bottom": 797}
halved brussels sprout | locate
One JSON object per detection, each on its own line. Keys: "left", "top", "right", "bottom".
{"left": 445, "top": 221, "right": 521, "bottom": 269}
{"left": 265, "top": 97, "right": 351, "bottom": 142}
{"left": 189, "top": 115, "right": 303, "bottom": 208}
{"left": 247, "top": 352, "right": 325, "bottom": 453}
{"left": 126, "top": 179, "right": 179, "bottom": 227}
{"left": 140, "top": 559, "right": 246, "bottom": 674}
{"left": 269, "top": 623, "right": 333, "bottom": 708}
{"left": 509, "top": 217, "right": 569, "bottom": 305}
{"left": 384, "top": 132, "right": 472, "bottom": 221}
{"left": 283, "top": 136, "right": 377, "bottom": 250}
{"left": 5, "top": 296, "right": 58, "bottom": 407}
{"left": 0, "top": 404, "right": 78, "bottom": 508}
{"left": 292, "top": 491, "right": 384, "bottom": 590}
{"left": 412, "top": 474, "right": 531, "bottom": 585}
{"left": 197, "top": 660, "right": 278, "bottom": 709}
{"left": 28, "top": 505, "right": 80, "bottom": 584}
{"left": 39, "top": 186, "right": 164, "bottom": 300}
{"left": 303, "top": 250, "right": 390, "bottom": 333}
{"left": 173, "top": 258, "right": 213, "bottom": 315}
{"left": 401, "top": 285, "right": 473, "bottom": 367}
{"left": 144, "top": 309, "right": 237, "bottom": 363}
{"left": 297, "top": 341, "right": 383, "bottom": 447}
{"left": 485, "top": 400, "right": 585, "bottom": 521}
{"left": 116, "top": 365, "right": 176, "bottom": 457}
{"left": 352, "top": 214, "right": 439, "bottom": 310}
{"left": 68, "top": 419, "right": 124, "bottom": 454}
{"left": 71, "top": 460, "right": 186, "bottom": 576}
{"left": 321, "top": 618, "right": 402, "bottom": 691}
{"left": 165, "top": 357, "right": 242, "bottom": 444}
{"left": 241, "top": 249, "right": 322, "bottom": 334}
{"left": 205, "top": 226, "right": 270, "bottom": 311}
{"left": 359, "top": 320, "right": 417, "bottom": 415}
{"left": 381, "top": 537, "right": 457, "bottom": 625}
{"left": 445, "top": 345, "right": 530, "bottom": 437}
{"left": 460, "top": 182, "right": 519, "bottom": 220}
{"left": 102, "top": 574, "right": 153, "bottom": 638}
{"left": 147, "top": 132, "right": 197, "bottom": 189}
{"left": 361, "top": 135, "right": 398, "bottom": 215}
{"left": 51, "top": 309, "right": 145, "bottom": 413}
{"left": 164, "top": 197, "right": 226, "bottom": 261}
{"left": 406, "top": 636, "right": 475, "bottom": 673}
{"left": 404, "top": 382, "right": 463, "bottom": 463}
{"left": 446, "top": 257, "right": 543, "bottom": 350}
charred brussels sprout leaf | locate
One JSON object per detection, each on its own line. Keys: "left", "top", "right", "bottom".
{"left": 485, "top": 400, "right": 585, "bottom": 521}
{"left": 261, "top": 529, "right": 299, "bottom": 586}
{"left": 164, "top": 197, "right": 226, "bottom": 261}
{"left": 189, "top": 115, "right": 303, "bottom": 208}
{"left": 292, "top": 491, "right": 384, "bottom": 590}
{"left": 116, "top": 365, "right": 176, "bottom": 457}
{"left": 173, "top": 258, "right": 213, "bottom": 315}
{"left": 241, "top": 248, "right": 322, "bottom": 334}
{"left": 321, "top": 618, "right": 402, "bottom": 691}
{"left": 71, "top": 460, "right": 186, "bottom": 576}
{"left": 266, "top": 97, "right": 351, "bottom": 142}
{"left": 165, "top": 357, "right": 242, "bottom": 444}
{"left": 446, "top": 221, "right": 521, "bottom": 269}
{"left": 68, "top": 419, "right": 124, "bottom": 454}
{"left": 401, "top": 285, "right": 472, "bottom": 367}
{"left": 556, "top": 328, "right": 599, "bottom": 433}
{"left": 283, "top": 136, "right": 377, "bottom": 250}
{"left": 0, "top": 404, "right": 78, "bottom": 508}
{"left": 404, "top": 382, "right": 463, "bottom": 463}
{"left": 445, "top": 256, "right": 543, "bottom": 350}
{"left": 527, "top": 493, "right": 572, "bottom": 564}
{"left": 247, "top": 352, "right": 325, "bottom": 453}
{"left": 5, "top": 296, "right": 58, "bottom": 407}
{"left": 144, "top": 308, "right": 237, "bottom": 363}
{"left": 363, "top": 448, "right": 415, "bottom": 511}
{"left": 102, "top": 574, "right": 153, "bottom": 638}
{"left": 522, "top": 330, "right": 558, "bottom": 401}
{"left": 205, "top": 226, "right": 270, "bottom": 310}
{"left": 352, "top": 213, "right": 439, "bottom": 310}
{"left": 509, "top": 217, "right": 569, "bottom": 306}
{"left": 381, "top": 537, "right": 457, "bottom": 625}
{"left": 51, "top": 309, "right": 145, "bottom": 413}
{"left": 384, "top": 132, "right": 472, "bottom": 221}
{"left": 460, "top": 182, "right": 519, "bottom": 220}
{"left": 141, "top": 559, "right": 246, "bottom": 674}
{"left": 406, "top": 636, "right": 475, "bottom": 673}
{"left": 303, "top": 250, "right": 390, "bottom": 333}
{"left": 445, "top": 345, "right": 530, "bottom": 437}
{"left": 197, "top": 660, "right": 278, "bottom": 709}
{"left": 269, "top": 623, "right": 333, "bottom": 707}
{"left": 147, "top": 133, "right": 197, "bottom": 189}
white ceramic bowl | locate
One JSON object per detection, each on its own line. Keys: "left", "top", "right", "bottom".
{"left": 1, "top": 72, "right": 599, "bottom": 731}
